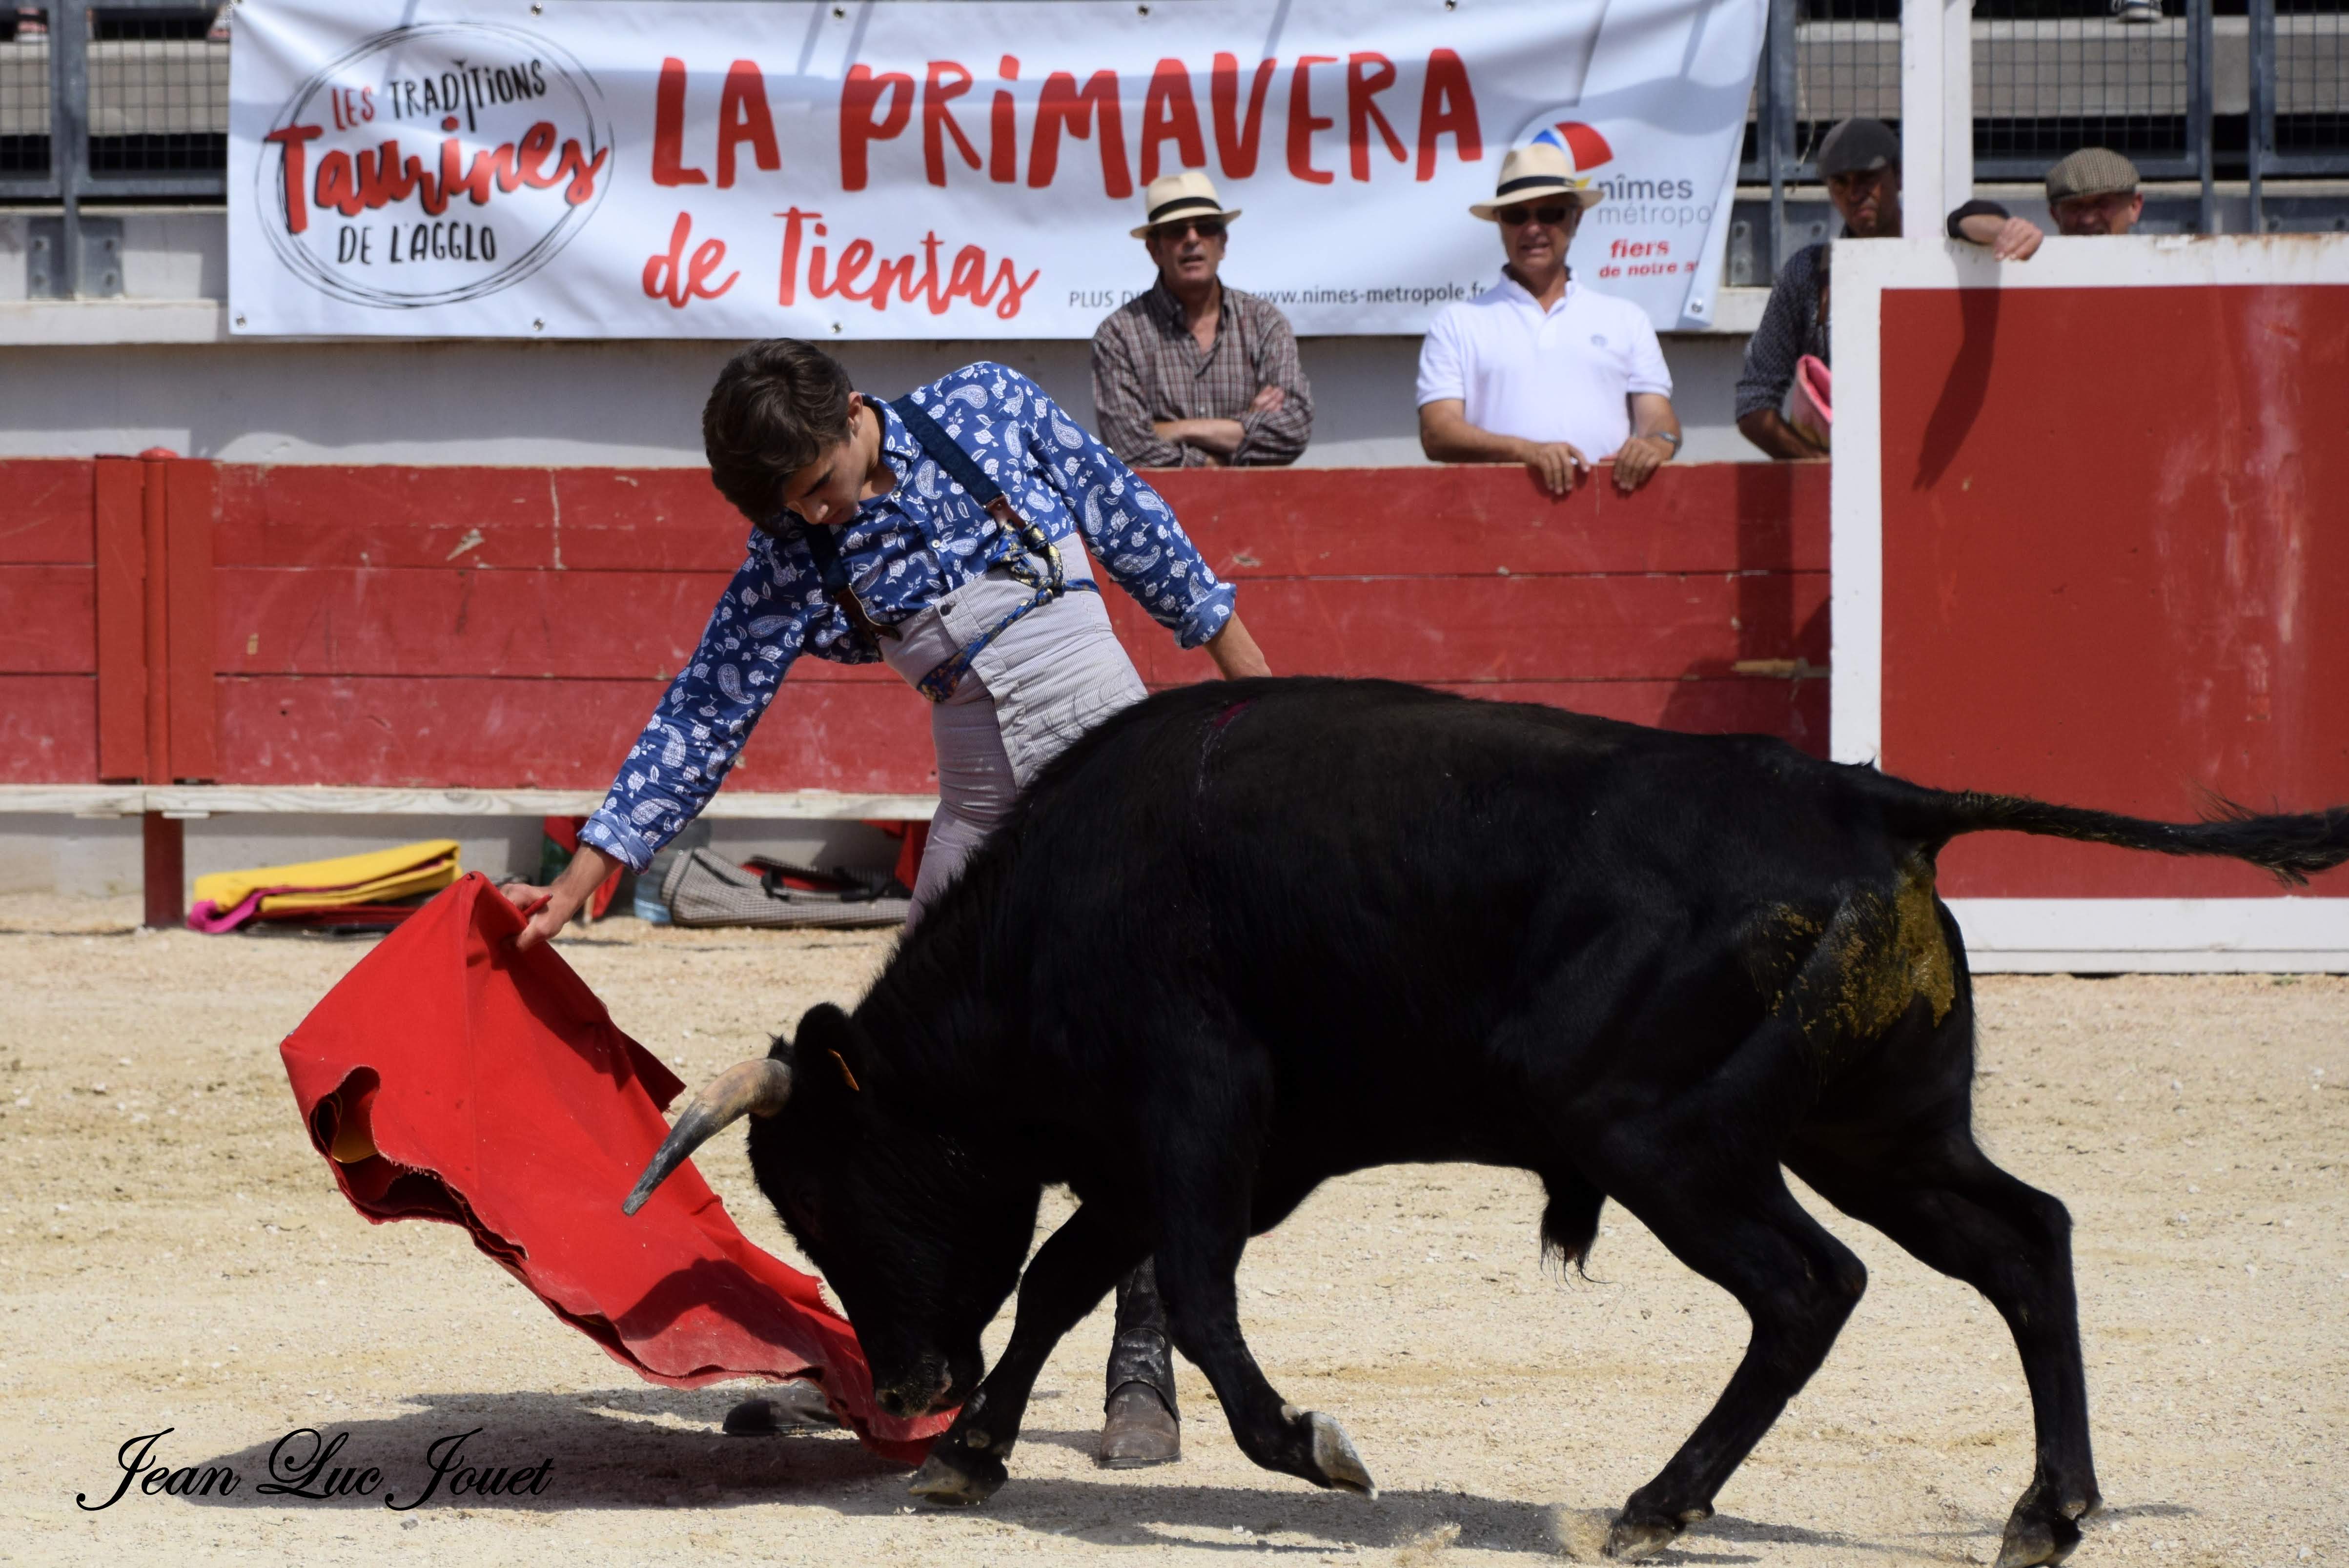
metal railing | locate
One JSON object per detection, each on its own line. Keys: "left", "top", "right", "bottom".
{"left": 2, "top": 1, "right": 2344, "bottom": 295}
{"left": 1739, "top": 0, "right": 2349, "bottom": 279}
{"left": 0, "top": 1, "right": 228, "bottom": 294}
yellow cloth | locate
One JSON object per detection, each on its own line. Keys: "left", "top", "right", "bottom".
{"left": 193, "top": 840, "right": 461, "bottom": 913}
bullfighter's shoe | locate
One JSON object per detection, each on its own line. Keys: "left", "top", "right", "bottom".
{"left": 1098, "top": 1259, "right": 1181, "bottom": 1467}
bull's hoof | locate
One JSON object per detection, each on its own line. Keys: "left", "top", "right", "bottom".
{"left": 1303, "top": 1410, "right": 1377, "bottom": 1498}
{"left": 1994, "top": 1481, "right": 2097, "bottom": 1568}
{"left": 1603, "top": 1516, "right": 1683, "bottom": 1561}
{"left": 1993, "top": 1512, "right": 2083, "bottom": 1568}
{"left": 907, "top": 1446, "right": 1005, "bottom": 1507}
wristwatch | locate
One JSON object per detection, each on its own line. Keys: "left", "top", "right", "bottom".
{"left": 1652, "top": 430, "right": 1681, "bottom": 452}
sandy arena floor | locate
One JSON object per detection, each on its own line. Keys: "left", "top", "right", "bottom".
{"left": 0, "top": 894, "right": 2342, "bottom": 1568}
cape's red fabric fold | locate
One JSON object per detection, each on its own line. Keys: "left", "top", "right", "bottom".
{"left": 278, "top": 873, "right": 944, "bottom": 1462}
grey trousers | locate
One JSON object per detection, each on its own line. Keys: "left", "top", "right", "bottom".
{"left": 880, "top": 554, "right": 1147, "bottom": 924}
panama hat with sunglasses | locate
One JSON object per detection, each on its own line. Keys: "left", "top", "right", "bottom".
{"left": 1130, "top": 170, "right": 1244, "bottom": 240}
{"left": 1469, "top": 142, "right": 1603, "bottom": 222}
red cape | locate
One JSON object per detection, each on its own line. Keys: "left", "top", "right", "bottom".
{"left": 278, "top": 873, "right": 945, "bottom": 1463}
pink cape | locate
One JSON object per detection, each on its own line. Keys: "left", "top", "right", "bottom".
{"left": 277, "top": 873, "right": 947, "bottom": 1463}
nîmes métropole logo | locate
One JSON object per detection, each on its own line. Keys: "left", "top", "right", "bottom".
{"left": 259, "top": 23, "right": 613, "bottom": 308}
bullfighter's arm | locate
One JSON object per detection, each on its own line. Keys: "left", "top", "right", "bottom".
{"left": 574, "top": 543, "right": 815, "bottom": 874}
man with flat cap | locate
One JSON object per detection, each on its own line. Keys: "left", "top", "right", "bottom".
{"left": 1417, "top": 141, "right": 1683, "bottom": 496}
{"left": 1091, "top": 169, "right": 1313, "bottom": 468}
{"left": 1944, "top": 146, "right": 2146, "bottom": 255}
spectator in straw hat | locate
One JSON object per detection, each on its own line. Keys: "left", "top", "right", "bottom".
{"left": 1090, "top": 169, "right": 1313, "bottom": 468}
{"left": 1416, "top": 142, "right": 1682, "bottom": 496}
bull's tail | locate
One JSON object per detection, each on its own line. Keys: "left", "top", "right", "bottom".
{"left": 1871, "top": 776, "right": 2349, "bottom": 887}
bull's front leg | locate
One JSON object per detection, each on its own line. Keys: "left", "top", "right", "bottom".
{"left": 1155, "top": 1215, "right": 1377, "bottom": 1499}
{"left": 909, "top": 1201, "right": 1144, "bottom": 1506}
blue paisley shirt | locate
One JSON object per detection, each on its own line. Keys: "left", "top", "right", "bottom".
{"left": 578, "top": 362, "right": 1236, "bottom": 871}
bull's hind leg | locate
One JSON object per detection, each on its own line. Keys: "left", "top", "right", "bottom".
{"left": 1789, "top": 1126, "right": 2100, "bottom": 1567}
{"left": 1593, "top": 1150, "right": 1871, "bottom": 1559}
{"left": 909, "top": 1201, "right": 1145, "bottom": 1505}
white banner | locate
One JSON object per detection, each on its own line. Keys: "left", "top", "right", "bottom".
{"left": 227, "top": 0, "right": 1762, "bottom": 339}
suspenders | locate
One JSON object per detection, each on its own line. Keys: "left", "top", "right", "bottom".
{"left": 793, "top": 394, "right": 1100, "bottom": 705}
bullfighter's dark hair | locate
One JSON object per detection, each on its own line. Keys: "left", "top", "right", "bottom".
{"left": 702, "top": 339, "right": 857, "bottom": 524}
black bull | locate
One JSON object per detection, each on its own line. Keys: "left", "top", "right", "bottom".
{"left": 626, "top": 677, "right": 2348, "bottom": 1566}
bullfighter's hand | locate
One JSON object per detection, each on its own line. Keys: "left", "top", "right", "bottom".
{"left": 1612, "top": 434, "right": 1675, "bottom": 494}
{"left": 506, "top": 843, "right": 621, "bottom": 952}
{"left": 1521, "top": 440, "right": 1588, "bottom": 497}
{"left": 1250, "top": 385, "right": 1286, "bottom": 414}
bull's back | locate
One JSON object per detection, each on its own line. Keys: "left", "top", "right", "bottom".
{"left": 1009, "top": 680, "right": 1917, "bottom": 1134}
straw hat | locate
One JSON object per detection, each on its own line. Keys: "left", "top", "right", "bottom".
{"left": 1469, "top": 143, "right": 1602, "bottom": 220}
{"left": 1131, "top": 170, "right": 1243, "bottom": 239}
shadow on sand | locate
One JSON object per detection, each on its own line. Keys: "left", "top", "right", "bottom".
{"left": 149, "top": 1385, "right": 2047, "bottom": 1561}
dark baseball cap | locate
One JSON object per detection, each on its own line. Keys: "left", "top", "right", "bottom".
{"left": 1816, "top": 117, "right": 1900, "bottom": 178}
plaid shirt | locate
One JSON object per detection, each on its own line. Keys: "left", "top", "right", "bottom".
{"left": 1090, "top": 279, "right": 1313, "bottom": 468}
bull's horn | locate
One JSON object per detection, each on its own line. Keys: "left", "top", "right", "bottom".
{"left": 621, "top": 1057, "right": 793, "bottom": 1216}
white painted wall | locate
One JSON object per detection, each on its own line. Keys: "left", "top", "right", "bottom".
{"left": 0, "top": 208, "right": 1768, "bottom": 466}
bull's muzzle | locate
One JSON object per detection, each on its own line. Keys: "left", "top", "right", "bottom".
{"left": 621, "top": 1056, "right": 794, "bottom": 1216}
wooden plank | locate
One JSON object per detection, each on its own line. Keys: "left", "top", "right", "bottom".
{"left": 0, "top": 460, "right": 95, "bottom": 564}
{"left": 0, "top": 565, "right": 96, "bottom": 674}
{"left": 139, "top": 784, "right": 940, "bottom": 819}
{"left": 0, "top": 784, "right": 145, "bottom": 815}
{"left": 1420, "top": 677, "right": 1829, "bottom": 749}
{"left": 1105, "top": 571, "right": 1831, "bottom": 685}
{"left": 1879, "top": 285, "right": 2349, "bottom": 900}
{"left": 212, "top": 564, "right": 909, "bottom": 682}
{"left": 551, "top": 468, "right": 753, "bottom": 571}
{"left": 212, "top": 465, "right": 560, "bottom": 570}
{"left": 164, "top": 460, "right": 218, "bottom": 782}
{"left": 214, "top": 674, "right": 936, "bottom": 794}
{"left": 0, "top": 783, "right": 939, "bottom": 819}
{"left": 0, "top": 675, "right": 97, "bottom": 784}
{"left": 94, "top": 456, "right": 147, "bottom": 781}
{"left": 201, "top": 462, "right": 1829, "bottom": 580}
{"left": 1149, "top": 462, "right": 1831, "bottom": 578}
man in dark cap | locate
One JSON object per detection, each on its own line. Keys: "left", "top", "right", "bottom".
{"left": 1734, "top": 117, "right": 1902, "bottom": 459}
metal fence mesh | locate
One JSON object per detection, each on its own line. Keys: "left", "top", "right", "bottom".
{"left": 2275, "top": 0, "right": 2349, "bottom": 159}
{"left": 1794, "top": 0, "right": 1904, "bottom": 165}
{"left": 85, "top": 4, "right": 227, "bottom": 176}
{"left": 0, "top": 7, "right": 51, "bottom": 177}
{"left": 1971, "top": 0, "right": 2197, "bottom": 178}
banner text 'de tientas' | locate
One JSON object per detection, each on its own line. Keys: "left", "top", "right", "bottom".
{"left": 226, "top": 0, "right": 1764, "bottom": 339}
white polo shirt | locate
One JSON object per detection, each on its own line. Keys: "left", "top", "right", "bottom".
{"left": 1415, "top": 273, "right": 1673, "bottom": 459}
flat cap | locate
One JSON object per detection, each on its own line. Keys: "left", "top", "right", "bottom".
{"left": 2044, "top": 146, "right": 2140, "bottom": 203}
{"left": 1815, "top": 117, "right": 1900, "bottom": 178}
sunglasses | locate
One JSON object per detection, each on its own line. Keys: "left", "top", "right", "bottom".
{"left": 1152, "top": 218, "right": 1226, "bottom": 240}
{"left": 1496, "top": 204, "right": 1573, "bottom": 226}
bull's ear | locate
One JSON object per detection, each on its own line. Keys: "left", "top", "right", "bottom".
{"left": 791, "top": 1002, "right": 873, "bottom": 1097}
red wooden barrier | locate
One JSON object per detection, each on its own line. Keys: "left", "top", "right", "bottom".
{"left": 3, "top": 458, "right": 1829, "bottom": 799}
{"left": 1879, "top": 284, "right": 2349, "bottom": 899}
